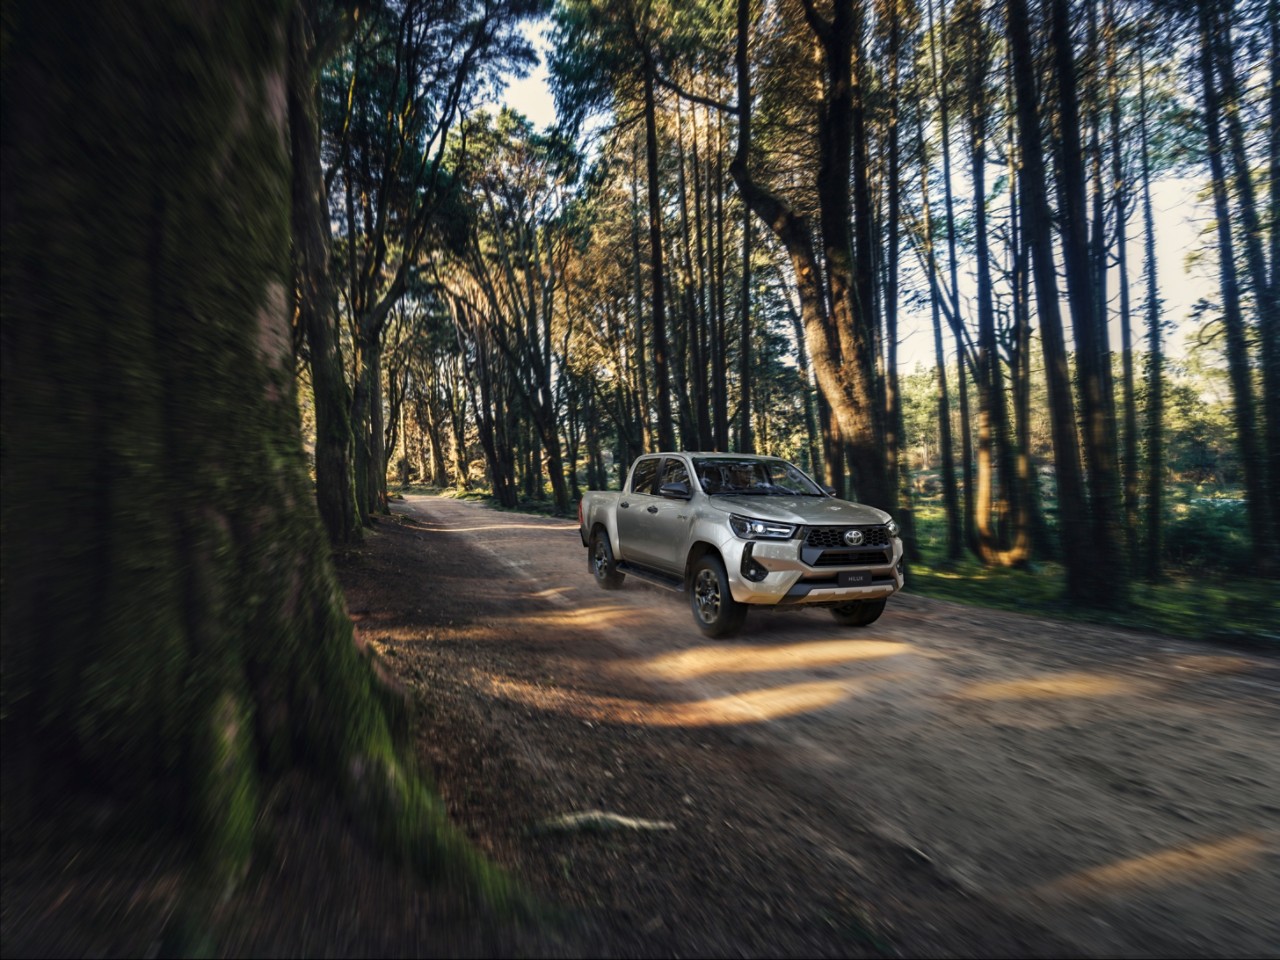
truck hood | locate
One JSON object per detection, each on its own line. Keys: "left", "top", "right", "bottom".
{"left": 706, "top": 495, "right": 890, "bottom": 527}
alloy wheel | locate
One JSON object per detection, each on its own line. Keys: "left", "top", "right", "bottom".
{"left": 694, "top": 568, "right": 720, "bottom": 623}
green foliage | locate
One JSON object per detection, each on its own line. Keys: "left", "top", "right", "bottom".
{"left": 909, "top": 497, "right": 1276, "bottom": 647}
{"left": 1162, "top": 488, "right": 1250, "bottom": 570}
{"left": 1145, "top": 349, "right": 1239, "bottom": 483}
{"left": 908, "top": 552, "right": 1277, "bottom": 649}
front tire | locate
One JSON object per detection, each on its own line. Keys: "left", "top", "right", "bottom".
{"left": 589, "top": 529, "right": 625, "bottom": 590}
{"left": 689, "top": 555, "right": 747, "bottom": 638}
{"left": 830, "top": 598, "right": 886, "bottom": 627}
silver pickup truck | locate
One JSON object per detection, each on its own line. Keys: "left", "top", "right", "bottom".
{"left": 577, "top": 452, "right": 904, "bottom": 637}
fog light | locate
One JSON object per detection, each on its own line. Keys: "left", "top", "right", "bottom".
{"left": 741, "top": 542, "right": 769, "bottom": 582}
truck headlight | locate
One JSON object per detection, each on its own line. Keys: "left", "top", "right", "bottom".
{"left": 729, "top": 514, "right": 797, "bottom": 540}
{"left": 885, "top": 518, "right": 900, "bottom": 537}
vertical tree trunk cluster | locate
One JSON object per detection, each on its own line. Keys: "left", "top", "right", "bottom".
{"left": 1006, "top": 0, "right": 1095, "bottom": 601}
{"left": 3, "top": 0, "right": 500, "bottom": 894}
{"left": 731, "top": 0, "right": 893, "bottom": 513}
{"left": 1196, "top": 0, "right": 1280, "bottom": 570}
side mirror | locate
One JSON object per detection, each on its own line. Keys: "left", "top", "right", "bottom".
{"left": 660, "top": 481, "right": 691, "bottom": 500}
{"left": 823, "top": 486, "right": 837, "bottom": 497}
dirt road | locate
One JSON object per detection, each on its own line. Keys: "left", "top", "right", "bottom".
{"left": 386, "top": 494, "right": 1279, "bottom": 957}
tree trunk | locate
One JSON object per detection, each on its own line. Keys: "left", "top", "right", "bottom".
{"left": 934, "top": 0, "right": 974, "bottom": 552}
{"left": 730, "top": 0, "right": 890, "bottom": 508}
{"left": 1138, "top": 41, "right": 1164, "bottom": 580}
{"left": 1051, "top": 0, "right": 1123, "bottom": 604}
{"left": 1270, "top": 0, "right": 1279, "bottom": 549}
{"left": 1212, "top": 0, "right": 1279, "bottom": 558}
{"left": 1006, "top": 94, "right": 1050, "bottom": 563}
{"left": 681, "top": 104, "right": 714, "bottom": 451}
{"left": 918, "top": 108, "right": 964, "bottom": 562}
{"left": 351, "top": 338, "right": 373, "bottom": 525}
{"left": 883, "top": 7, "right": 920, "bottom": 563}
{"left": 1106, "top": 0, "right": 1139, "bottom": 572}
{"left": 924, "top": 0, "right": 965, "bottom": 561}
{"left": 364, "top": 332, "right": 389, "bottom": 516}
{"left": 738, "top": 196, "right": 754, "bottom": 453}
{"left": 643, "top": 59, "right": 676, "bottom": 451}
{"left": 956, "top": 335, "right": 976, "bottom": 553}
{"left": 2, "top": 0, "right": 495, "bottom": 896}
{"left": 629, "top": 134, "right": 653, "bottom": 453}
{"left": 1007, "top": 0, "right": 1094, "bottom": 602}
{"left": 288, "top": 0, "right": 359, "bottom": 546}
{"left": 422, "top": 391, "right": 449, "bottom": 487}
{"left": 840, "top": 1, "right": 891, "bottom": 510}
{"left": 961, "top": 1, "right": 1026, "bottom": 567}
{"left": 788, "top": 303, "right": 824, "bottom": 481}
{"left": 448, "top": 361, "right": 470, "bottom": 490}
{"left": 1198, "top": 0, "right": 1269, "bottom": 564}
{"left": 712, "top": 119, "right": 731, "bottom": 452}
{"left": 818, "top": 391, "right": 844, "bottom": 495}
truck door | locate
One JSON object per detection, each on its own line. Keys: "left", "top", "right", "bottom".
{"left": 646, "top": 456, "right": 694, "bottom": 574}
{"left": 615, "top": 456, "right": 661, "bottom": 566}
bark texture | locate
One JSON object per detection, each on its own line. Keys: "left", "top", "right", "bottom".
{"left": 1, "top": 0, "right": 501, "bottom": 896}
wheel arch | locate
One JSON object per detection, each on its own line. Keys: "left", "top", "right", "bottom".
{"left": 684, "top": 541, "right": 722, "bottom": 585}
{"left": 589, "top": 516, "right": 622, "bottom": 558}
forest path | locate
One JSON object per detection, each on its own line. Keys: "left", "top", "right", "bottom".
{"left": 384, "top": 494, "right": 1279, "bottom": 957}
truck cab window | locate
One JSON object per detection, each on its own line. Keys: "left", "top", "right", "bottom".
{"left": 629, "top": 457, "right": 660, "bottom": 495}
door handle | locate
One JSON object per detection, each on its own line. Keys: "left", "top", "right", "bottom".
{"left": 620, "top": 501, "right": 630, "bottom": 509}
{"left": 647, "top": 505, "right": 659, "bottom": 514}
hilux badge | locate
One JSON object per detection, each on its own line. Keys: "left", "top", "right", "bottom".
{"left": 844, "top": 529, "right": 864, "bottom": 546}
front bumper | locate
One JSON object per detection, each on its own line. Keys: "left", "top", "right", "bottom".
{"left": 723, "top": 534, "right": 904, "bottom": 606}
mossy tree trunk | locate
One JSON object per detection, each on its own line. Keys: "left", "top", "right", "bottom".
{"left": 1, "top": 0, "right": 493, "bottom": 893}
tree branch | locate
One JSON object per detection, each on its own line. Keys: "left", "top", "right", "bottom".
{"left": 654, "top": 71, "right": 738, "bottom": 114}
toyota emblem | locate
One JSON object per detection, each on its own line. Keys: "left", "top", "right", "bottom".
{"left": 843, "top": 528, "right": 864, "bottom": 546}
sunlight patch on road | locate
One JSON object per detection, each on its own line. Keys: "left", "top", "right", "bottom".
{"left": 957, "top": 671, "right": 1144, "bottom": 701}
{"left": 1037, "top": 831, "right": 1277, "bottom": 900}
{"left": 636, "top": 640, "right": 910, "bottom": 680}
{"left": 353, "top": 626, "right": 438, "bottom": 644}
{"left": 530, "top": 586, "right": 575, "bottom": 601}
{"left": 1170, "top": 653, "right": 1260, "bottom": 676}
{"left": 514, "top": 604, "right": 645, "bottom": 629}
{"left": 485, "top": 675, "right": 855, "bottom": 726}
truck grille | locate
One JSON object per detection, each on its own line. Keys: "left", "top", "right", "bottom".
{"left": 812, "top": 549, "right": 890, "bottom": 567}
{"left": 805, "top": 525, "right": 891, "bottom": 548}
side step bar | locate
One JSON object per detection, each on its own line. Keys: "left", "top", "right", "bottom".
{"left": 616, "top": 561, "right": 685, "bottom": 592}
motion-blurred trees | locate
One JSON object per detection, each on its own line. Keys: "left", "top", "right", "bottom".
{"left": 2, "top": 0, "right": 497, "bottom": 892}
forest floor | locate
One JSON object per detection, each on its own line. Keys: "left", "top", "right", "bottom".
{"left": 4, "top": 494, "right": 1278, "bottom": 958}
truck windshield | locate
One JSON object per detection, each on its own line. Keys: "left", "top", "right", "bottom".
{"left": 692, "top": 458, "right": 825, "bottom": 497}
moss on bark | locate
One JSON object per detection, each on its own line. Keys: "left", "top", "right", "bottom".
{"left": 1, "top": 0, "right": 510, "bottom": 909}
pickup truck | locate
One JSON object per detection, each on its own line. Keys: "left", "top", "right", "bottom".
{"left": 577, "top": 452, "right": 904, "bottom": 637}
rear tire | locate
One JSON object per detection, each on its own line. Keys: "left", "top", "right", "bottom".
{"left": 830, "top": 598, "right": 886, "bottom": 627}
{"left": 589, "top": 529, "right": 625, "bottom": 590}
{"left": 689, "top": 555, "right": 747, "bottom": 638}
